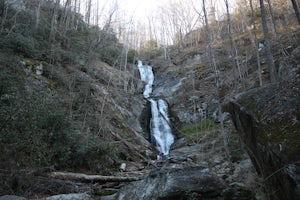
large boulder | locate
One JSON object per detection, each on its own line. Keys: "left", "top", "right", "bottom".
{"left": 227, "top": 79, "right": 300, "bottom": 200}
{"left": 115, "top": 166, "right": 225, "bottom": 200}
{"left": 114, "top": 166, "right": 254, "bottom": 200}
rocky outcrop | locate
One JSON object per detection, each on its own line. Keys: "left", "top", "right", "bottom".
{"left": 114, "top": 166, "right": 225, "bottom": 200}
{"left": 227, "top": 79, "right": 300, "bottom": 200}
{"left": 113, "top": 166, "right": 255, "bottom": 200}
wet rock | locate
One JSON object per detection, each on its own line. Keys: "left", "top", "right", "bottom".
{"left": 152, "top": 78, "right": 184, "bottom": 98}
{"left": 227, "top": 79, "right": 300, "bottom": 199}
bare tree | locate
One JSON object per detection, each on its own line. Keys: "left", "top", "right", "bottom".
{"left": 202, "top": 0, "right": 230, "bottom": 158}
{"left": 35, "top": 0, "right": 42, "bottom": 31}
{"left": 50, "top": 0, "right": 60, "bottom": 42}
{"left": 224, "top": 0, "right": 242, "bottom": 85}
{"left": 85, "top": 0, "right": 91, "bottom": 25}
{"left": 249, "top": 0, "right": 263, "bottom": 86}
{"left": 158, "top": 0, "right": 197, "bottom": 48}
{"left": 61, "top": 0, "right": 72, "bottom": 29}
{"left": 266, "top": 0, "right": 287, "bottom": 57}
{"left": 259, "top": 0, "right": 277, "bottom": 83}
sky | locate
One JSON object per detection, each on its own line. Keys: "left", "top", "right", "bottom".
{"left": 119, "top": 0, "right": 162, "bottom": 21}
{"left": 117, "top": 0, "right": 238, "bottom": 22}
{"left": 70, "top": 0, "right": 238, "bottom": 25}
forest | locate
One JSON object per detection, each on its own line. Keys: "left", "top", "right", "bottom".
{"left": 0, "top": 0, "right": 299, "bottom": 199}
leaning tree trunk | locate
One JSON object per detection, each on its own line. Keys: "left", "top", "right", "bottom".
{"left": 267, "top": 0, "right": 287, "bottom": 57}
{"left": 259, "top": 0, "right": 277, "bottom": 83}
{"left": 291, "top": 0, "right": 300, "bottom": 24}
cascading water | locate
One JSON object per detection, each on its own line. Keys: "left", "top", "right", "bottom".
{"left": 137, "top": 60, "right": 174, "bottom": 158}
{"left": 137, "top": 60, "right": 154, "bottom": 98}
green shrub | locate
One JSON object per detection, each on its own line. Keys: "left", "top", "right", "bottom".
{"left": 127, "top": 49, "right": 138, "bottom": 63}
{"left": 179, "top": 119, "right": 218, "bottom": 143}
{"left": 74, "top": 135, "right": 120, "bottom": 172}
{"left": 0, "top": 57, "right": 74, "bottom": 168}
{"left": 0, "top": 89, "right": 74, "bottom": 167}
{"left": 0, "top": 33, "right": 37, "bottom": 58}
{"left": 97, "top": 44, "right": 122, "bottom": 66}
{"left": 180, "top": 119, "right": 216, "bottom": 134}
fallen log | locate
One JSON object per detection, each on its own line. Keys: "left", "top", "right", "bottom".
{"left": 48, "top": 172, "right": 140, "bottom": 183}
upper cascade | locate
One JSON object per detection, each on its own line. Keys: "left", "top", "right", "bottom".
{"left": 137, "top": 60, "right": 154, "bottom": 98}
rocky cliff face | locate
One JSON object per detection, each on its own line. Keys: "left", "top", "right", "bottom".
{"left": 227, "top": 79, "right": 300, "bottom": 200}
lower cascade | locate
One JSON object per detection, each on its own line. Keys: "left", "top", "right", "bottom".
{"left": 149, "top": 99, "right": 174, "bottom": 156}
{"left": 137, "top": 60, "right": 174, "bottom": 158}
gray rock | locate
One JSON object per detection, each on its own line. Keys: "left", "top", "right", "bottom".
{"left": 212, "top": 110, "right": 231, "bottom": 123}
{"left": 222, "top": 182, "right": 255, "bottom": 200}
{"left": 39, "top": 193, "right": 92, "bottom": 200}
{"left": 227, "top": 79, "right": 300, "bottom": 200}
{"left": 115, "top": 166, "right": 225, "bottom": 200}
{"left": 0, "top": 195, "right": 26, "bottom": 200}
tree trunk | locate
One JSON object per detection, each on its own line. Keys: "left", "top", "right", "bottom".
{"left": 0, "top": 0, "right": 8, "bottom": 33}
{"left": 291, "top": 0, "right": 300, "bottom": 24}
{"left": 224, "top": 0, "right": 242, "bottom": 84}
{"left": 85, "top": 0, "right": 91, "bottom": 25}
{"left": 35, "top": 0, "right": 41, "bottom": 31}
{"left": 49, "top": 0, "right": 60, "bottom": 42}
{"left": 61, "top": 0, "right": 71, "bottom": 28}
{"left": 0, "top": 0, "right": 5, "bottom": 17}
{"left": 259, "top": 0, "right": 277, "bottom": 83}
{"left": 48, "top": 171, "right": 140, "bottom": 182}
{"left": 267, "top": 0, "right": 287, "bottom": 56}
{"left": 249, "top": 0, "right": 263, "bottom": 86}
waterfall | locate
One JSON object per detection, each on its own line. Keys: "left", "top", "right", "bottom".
{"left": 137, "top": 60, "right": 154, "bottom": 98}
{"left": 137, "top": 60, "right": 174, "bottom": 157}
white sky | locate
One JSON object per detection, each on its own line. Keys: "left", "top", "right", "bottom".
{"left": 118, "top": 0, "right": 238, "bottom": 22}
{"left": 119, "top": 0, "right": 163, "bottom": 21}
{"left": 64, "top": 0, "right": 238, "bottom": 47}
{"left": 72, "top": 0, "right": 237, "bottom": 25}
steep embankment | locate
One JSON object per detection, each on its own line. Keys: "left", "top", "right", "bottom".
{"left": 0, "top": 51, "right": 154, "bottom": 197}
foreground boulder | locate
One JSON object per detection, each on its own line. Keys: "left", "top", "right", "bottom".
{"left": 113, "top": 166, "right": 255, "bottom": 200}
{"left": 227, "top": 79, "right": 300, "bottom": 200}
{"left": 115, "top": 166, "right": 224, "bottom": 200}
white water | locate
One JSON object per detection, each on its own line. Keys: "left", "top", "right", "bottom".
{"left": 149, "top": 99, "right": 174, "bottom": 155}
{"left": 137, "top": 60, "right": 154, "bottom": 98}
{"left": 137, "top": 60, "right": 174, "bottom": 156}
